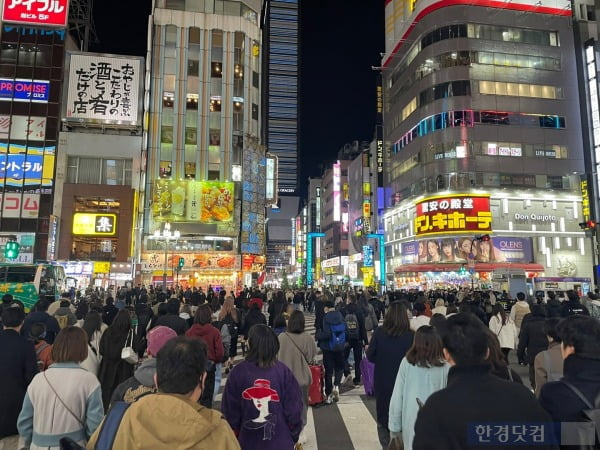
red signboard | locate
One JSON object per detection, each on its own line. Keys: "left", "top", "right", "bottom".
{"left": 414, "top": 194, "right": 492, "bottom": 236}
{"left": 2, "top": 0, "right": 70, "bottom": 28}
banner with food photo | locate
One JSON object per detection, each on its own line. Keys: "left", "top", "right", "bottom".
{"left": 164, "top": 253, "right": 240, "bottom": 270}
{"left": 152, "top": 180, "right": 234, "bottom": 223}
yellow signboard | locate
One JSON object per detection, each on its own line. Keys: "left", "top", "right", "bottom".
{"left": 581, "top": 180, "right": 590, "bottom": 221}
{"left": 152, "top": 180, "right": 234, "bottom": 223}
{"left": 93, "top": 261, "right": 111, "bottom": 274}
{"left": 72, "top": 213, "right": 117, "bottom": 236}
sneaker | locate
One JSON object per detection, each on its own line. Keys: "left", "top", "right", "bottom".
{"left": 332, "top": 385, "right": 340, "bottom": 402}
{"left": 343, "top": 374, "right": 353, "bottom": 385}
{"left": 325, "top": 394, "right": 334, "bottom": 405}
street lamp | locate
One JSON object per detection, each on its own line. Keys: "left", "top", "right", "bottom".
{"left": 153, "top": 222, "right": 180, "bottom": 292}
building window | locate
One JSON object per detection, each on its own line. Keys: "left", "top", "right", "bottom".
{"left": 479, "top": 81, "right": 563, "bottom": 99}
{"left": 67, "top": 157, "right": 132, "bottom": 185}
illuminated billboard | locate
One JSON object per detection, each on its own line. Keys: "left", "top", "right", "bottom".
{"left": 72, "top": 213, "right": 117, "bottom": 236}
{"left": 0, "top": 79, "right": 50, "bottom": 103}
{"left": 333, "top": 161, "right": 341, "bottom": 221}
{"left": 2, "top": 0, "right": 70, "bottom": 27}
{"left": 0, "top": 143, "right": 55, "bottom": 187}
{"left": 152, "top": 180, "right": 234, "bottom": 224}
{"left": 414, "top": 194, "right": 492, "bottom": 236}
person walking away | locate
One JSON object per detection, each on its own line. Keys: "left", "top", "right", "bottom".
{"left": 17, "top": 327, "right": 103, "bottom": 449}
{"left": 54, "top": 300, "right": 77, "bottom": 329}
{"left": 316, "top": 300, "right": 347, "bottom": 404}
{"left": 218, "top": 297, "right": 240, "bottom": 374}
{"left": 410, "top": 303, "right": 431, "bottom": 331}
{"left": 534, "top": 318, "right": 564, "bottom": 397}
{"left": 241, "top": 298, "right": 267, "bottom": 347}
{"left": 486, "top": 330, "right": 523, "bottom": 384}
{"left": 29, "top": 323, "right": 53, "bottom": 371}
{"left": 272, "top": 314, "right": 287, "bottom": 335}
{"left": 80, "top": 311, "right": 106, "bottom": 376}
{"left": 278, "top": 311, "right": 318, "bottom": 444}
{"left": 561, "top": 289, "right": 590, "bottom": 317}
{"left": 539, "top": 316, "right": 600, "bottom": 425}
{"left": 87, "top": 337, "right": 241, "bottom": 450}
{"left": 222, "top": 324, "right": 303, "bottom": 450}
{"left": 366, "top": 302, "right": 415, "bottom": 449}
{"left": 510, "top": 292, "right": 531, "bottom": 335}
{"left": 545, "top": 291, "right": 562, "bottom": 318}
{"left": 517, "top": 305, "right": 548, "bottom": 389}
{"left": 185, "top": 304, "right": 224, "bottom": 408}
{"left": 0, "top": 306, "right": 37, "bottom": 450}
{"left": 488, "top": 303, "right": 518, "bottom": 361}
{"left": 313, "top": 291, "right": 325, "bottom": 333}
{"left": 358, "top": 295, "right": 378, "bottom": 341}
{"left": 101, "top": 297, "right": 119, "bottom": 327}
{"left": 341, "top": 294, "right": 368, "bottom": 386}
{"left": 98, "top": 309, "right": 140, "bottom": 410}
{"left": 388, "top": 326, "right": 450, "bottom": 450}
{"left": 156, "top": 298, "right": 189, "bottom": 335}
{"left": 110, "top": 325, "right": 176, "bottom": 405}
{"left": 268, "top": 291, "right": 287, "bottom": 328}
{"left": 413, "top": 313, "right": 557, "bottom": 450}
{"left": 431, "top": 299, "right": 447, "bottom": 316}
{"left": 21, "top": 300, "right": 60, "bottom": 344}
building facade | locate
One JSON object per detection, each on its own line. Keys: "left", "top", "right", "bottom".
{"left": 141, "top": 0, "right": 264, "bottom": 292}
{"left": 382, "top": 0, "right": 594, "bottom": 295}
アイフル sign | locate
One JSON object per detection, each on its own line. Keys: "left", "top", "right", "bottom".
{"left": 2, "top": 0, "right": 69, "bottom": 28}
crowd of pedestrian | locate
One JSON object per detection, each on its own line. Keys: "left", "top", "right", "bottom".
{"left": 0, "top": 284, "right": 599, "bottom": 450}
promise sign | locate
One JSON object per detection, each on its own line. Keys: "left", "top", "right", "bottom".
{"left": 415, "top": 194, "right": 492, "bottom": 236}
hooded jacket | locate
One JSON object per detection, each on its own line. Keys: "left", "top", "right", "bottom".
{"left": 186, "top": 323, "right": 224, "bottom": 363}
{"left": 22, "top": 311, "right": 60, "bottom": 344}
{"left": 315, "top": 310, "right": 346, "bottom": 351}
{"left": 109, "top": 358, "right": 158, "bottom": 405}
{"left": 86, "top": 393, "right": 240, "bottom": 450}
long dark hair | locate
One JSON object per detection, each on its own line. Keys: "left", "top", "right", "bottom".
{"left": 246, "top": 324, "right": 279, "bottom": 368}
{"left": 110, "top": 309, "right": 131, "bottom": 336}
{"left": 486, "top": 330, "right": 509, "bottom": 372}
{"left": 406, "top": 325, "right": 445, "bottom": 368}
{"left": 82, "top": 311, "right": 102, "bottom": 342}
{"left": 382, "top": 302, "right": 411, "bottom": 336}
{"left": 492, "top": 304, "right": 507, "bottom": 325}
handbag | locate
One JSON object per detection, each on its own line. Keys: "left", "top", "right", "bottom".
{"left": 121, "top": 329, "right": 138, "bottom": 365}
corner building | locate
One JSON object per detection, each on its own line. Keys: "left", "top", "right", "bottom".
{"left": 141, "top": 0, "right": 264, "bottom": 292}
{"left": 382, "top": 0, "right": 595, "bottom": 294}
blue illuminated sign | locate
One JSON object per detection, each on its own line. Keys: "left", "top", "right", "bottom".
{"left": 367, "top": 233, "right": 386, "bottom": 292}
{"left": 0, "top": 79, "right": 50, "bottom": 103}
{"left": 363, "top": 245, "right": 374, "bottom": 267}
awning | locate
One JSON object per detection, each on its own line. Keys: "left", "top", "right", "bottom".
{"left": 394, "top": 262, "right": 545, "bottom": 274}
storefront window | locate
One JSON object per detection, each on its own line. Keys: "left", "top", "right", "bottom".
{"left": 161, "top": 25, "right": 177, "bottom": 178}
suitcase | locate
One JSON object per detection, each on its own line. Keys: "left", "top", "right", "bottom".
{"left": 360, "top": 356, "right": 375, "bottom": 396}
{"left": 308, "top": 364, "right": 325, "bottom": 406}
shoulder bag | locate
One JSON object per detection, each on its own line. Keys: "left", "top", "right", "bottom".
{"left": 121, "top": 329, "right": 138, "bottom": 365}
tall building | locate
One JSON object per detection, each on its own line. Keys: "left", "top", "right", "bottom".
{"left": 0, "top": 1, "right": 74, "bottom": 261}
{"left": 382, "top": 0, "right": 594, "bottom": 294}
{"left": 140, "top": 0, "right": 265, "bottom": 292}
{"left": 262, "top": 0, "right": 299, "bottom": 194}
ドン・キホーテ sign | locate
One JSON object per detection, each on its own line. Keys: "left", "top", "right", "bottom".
{"left": 415, "top": 194, "right": 492, "bottom": 236}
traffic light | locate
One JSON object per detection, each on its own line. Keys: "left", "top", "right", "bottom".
{"left": 4, "top": 240, "right": 20, "bottom": 259}
{"left": 458, "top": 264, "right": 467, "bottom": 275}
{"left": 178, "top": 257, "right": 185, "bottom": 268}
{"left": 579, "top": 220, "right": 597, "bottom": 230}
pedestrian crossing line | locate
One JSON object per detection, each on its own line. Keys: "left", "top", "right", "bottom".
{"left": 303, "top": 402, "right": 318, "bottom": 450}
{"left": 336, "top": 395, "right": 379, "bottom": 449}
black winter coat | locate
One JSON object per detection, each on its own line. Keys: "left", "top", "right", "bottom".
{"left": 540, "top": 355, "right": 600, "bottom": 423}
{"left": 517, "top": 314, "right": 548, "bottom": 364}
{"left": 560, "top": 300, "right": 590, "bottom": 317}
{"left": 241, "top": 308, "right": 266, "bottom": 338}
{"left": 0, "top": 330, "right": 37, "bottom": 438}
{"left": 102, "top": 304, "right": 119, "bottom": 326}
{"left": 156, "top": 313, "right": 189, "bottom": 336}
{"left": 341, "top": 303, "right": 368, "bottom": 345}
{"left": 366, "top": 327, "right": 414, "bottom": 427}
{"left": 268, "top": 300, "right": 286, "bottom": 328}
{"left": 545, "top": 299, "right": 562, "bottom": 318}
{"left": 413, "top": 364, "right": 558, "bottom": 450}
{"left": 98, "top": 327, "right": 140, "bottom": 409}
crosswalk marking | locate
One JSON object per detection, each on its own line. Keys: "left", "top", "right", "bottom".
{"left": 303, "top": 402, "right": 318, "bottom": 450}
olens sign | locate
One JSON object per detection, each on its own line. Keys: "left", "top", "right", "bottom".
{"left": 2, "top": 0, "right": 69, "bottom": 28}
{"left": 414, "top": 194, "right": 492, "bottom": 236}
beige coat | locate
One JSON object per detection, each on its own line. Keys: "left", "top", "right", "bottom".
{"left": 278, "top": 331, "right": 318, "bottom": 388}
{"left": 534, "top": 342, "right": 564, "bottom": 397}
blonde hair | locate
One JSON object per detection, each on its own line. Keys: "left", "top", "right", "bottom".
{"left": 218, "top": 296, "right": 238, "bottom": 322}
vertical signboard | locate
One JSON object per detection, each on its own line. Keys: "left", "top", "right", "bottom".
{"left": 333, "top": 161, "right": 341, "bottom": 222}
{"left": 46, "top": 215, "right": 59, "bottom": 261}
{"left": 376, "top": 125, "right": 384, "bottom": 186}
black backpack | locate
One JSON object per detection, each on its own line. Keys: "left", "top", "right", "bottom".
{"left": 563, "top": 381, "right": 600, "bottom": 449}
{"left": 345, "top": 313, "right": 360, "bottom": 340}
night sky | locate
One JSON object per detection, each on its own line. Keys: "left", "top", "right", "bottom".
{"left": 92, "top": 1, "right": 384, "bottom": 189}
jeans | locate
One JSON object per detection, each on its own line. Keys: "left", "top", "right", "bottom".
{"left": 200, "top": 365, "right": 216, "bottom": 408}
{"left": 322, "top": 349, "right": 345, "bottom": 396}
{"left": 344, "top": 340, "right": 363, "bottom": 382}
{"left": 213, "top": 363, "right": 222, "bottom": 402}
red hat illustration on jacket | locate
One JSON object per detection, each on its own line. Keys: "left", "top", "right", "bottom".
{"left": 242, "top": 379, "right": 280, "bottom": 401}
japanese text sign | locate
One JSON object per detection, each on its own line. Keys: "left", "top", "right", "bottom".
{"left": 2, "top": 0, "right": 69, "bottom": 28}
{"left": 66, "top": 54, "right": 141, "bottom": 125}
{"left": 581, "top": 180, "right": 590, "bottom": 221}
{"left": 0, "top": 115, "right": 46, "bottom": 141}
{"left": 415, "top": 194, "right": 492, "bottom": 236}
{"left": 72, "top": 213, "right": 117, "bottom": 236}
{"left": 0, "top": 79, "right": 50, "bottom": 103}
